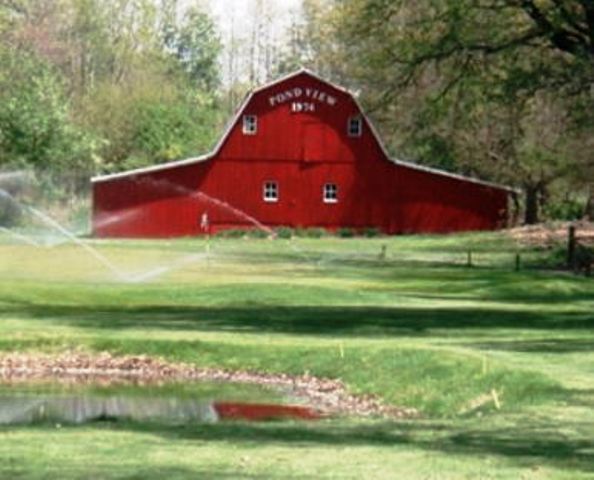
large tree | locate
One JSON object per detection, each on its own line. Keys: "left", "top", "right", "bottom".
{"left": 162, "top": 4, "right": 221, "bottom": 91}
{"left": 333, "top": 0, "right": 594, "bottom": 223}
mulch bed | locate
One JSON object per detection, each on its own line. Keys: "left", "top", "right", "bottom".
{"left": 0, "top": 351, "right": 418, "bottom": 419}
{"left": 507, "top": 221, "right": 594, "bottom": 248}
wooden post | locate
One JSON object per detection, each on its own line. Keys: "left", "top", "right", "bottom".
{"left": 467, "top": 250, "right": 473, "bottom": 268}
{"left": 515, "top": 252, "right": 521, "bottom": 272}
{"left": 567, "top": 225, "right": 576, "bottom": 271}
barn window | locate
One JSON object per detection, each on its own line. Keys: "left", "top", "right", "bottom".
{"left": 263, "top": 181, "right": 278, "bottom": 202}
{"left": 323, "top": 183, "right": 338, "bottom": 203}
{"left": 243, "top": 115, "right": 258, "bottom": 135}
{"left": 348, "top": 116, "right": 362, "bottom": 137}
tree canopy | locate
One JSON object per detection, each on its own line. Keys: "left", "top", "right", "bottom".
{"left": 0, "top": 0, "right": 591, "bottom": 222}
{"left": 0, "top": 0, "right": 222, "bottom": 188}
{"left": 325, "top": 0, "right": 594, "bottom": 222}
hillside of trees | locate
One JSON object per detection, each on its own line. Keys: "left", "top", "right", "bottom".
{"left": 0, "top": 0, "right": 592, "bottom": 224}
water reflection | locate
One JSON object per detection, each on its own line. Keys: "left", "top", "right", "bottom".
{"left": 0, "top": 394, "right": 218, "bottom": 425}
{"left": 0, "top": 379, "right": 320, "bottom": 425}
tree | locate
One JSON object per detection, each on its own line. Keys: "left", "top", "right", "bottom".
{"left": 78, "top": 76, "right": 222, "bottom": 173}
{"left": 333, "top": 0, "right": 594, "bottom": 223}
{"left": 0, "top": 0, "right": 224, "bottom": 178}
{"left": 162, "top": 4, "right": 221, "bottom": 90}
{"left": 274, "top": 0, "right": 348, "bottom": 84}
{"left": 0, "top": 46, "right": 97, "bottom": 196}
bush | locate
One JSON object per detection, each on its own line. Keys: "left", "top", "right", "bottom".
{"left": 294, "top": 227, "right": 327, "bottom": 238}
{"left": 575, "top": 244, "right": 594, "bottom": 274}
{"left": 337, "top": 227, "right": 355, "bottom": 238}
{"left": 544, "top": 198, "right": 585, "bottom": 221}
{"left": 275, "top": 226, "right": 294, "bottom": 239}
{"left": 249, "top": 229, "right": 270, "bottom": 239}
{"left": 215, "top": 228, "right": 247, "bottom": 239}
{"left": 362, "top": 227, "right": 381, "bottom": 238}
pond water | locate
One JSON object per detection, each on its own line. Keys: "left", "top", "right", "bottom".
{"left": 0, "top": 379, "right": 320, "bottom": 425}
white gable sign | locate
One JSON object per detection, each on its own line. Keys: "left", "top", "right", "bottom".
{"left": 269, "top": 87, "right": 338, "bottom": 111}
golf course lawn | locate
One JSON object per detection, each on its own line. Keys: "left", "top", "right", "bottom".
{"left": 1, "top": 232, "right": 593, "bottom": 479}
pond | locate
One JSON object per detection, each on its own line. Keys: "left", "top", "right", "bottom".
{"left": 0, "top": 378, "right": 320, "bottom": 425}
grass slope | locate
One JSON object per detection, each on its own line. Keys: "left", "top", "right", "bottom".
{"left": 0, "top": 232, "right": 593, "bottom": 478}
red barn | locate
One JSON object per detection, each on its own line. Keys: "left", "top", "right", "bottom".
{"left": 92, "top": 69, "right": 511, "bottom": 237}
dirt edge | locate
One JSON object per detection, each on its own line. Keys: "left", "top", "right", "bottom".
{"left": 0, "top": 351, "right": 419, "bottom": 419}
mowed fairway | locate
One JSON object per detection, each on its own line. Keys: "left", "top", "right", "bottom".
{"left": 1, "top": 232, "right": 594, "bottom": 479}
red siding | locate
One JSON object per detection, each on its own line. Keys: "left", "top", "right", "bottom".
{"left": 92, "top": 71, "right": 509, "bottom": 238}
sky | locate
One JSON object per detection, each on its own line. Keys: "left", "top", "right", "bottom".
{"left": 176, "top": 0, "right": 305, "bottom": 84}
{"left": 205, "top": 0, "right": 305, "bottom": 84}
{"left": 206, "top": 0, "right": 303, "bottom": 36}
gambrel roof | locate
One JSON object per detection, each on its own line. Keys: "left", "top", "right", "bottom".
{"left": 92, "top": 69, "right": 514, "bottom": 193}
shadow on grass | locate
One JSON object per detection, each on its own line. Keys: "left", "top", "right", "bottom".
{"left": 97, "top": 419, "right": 594, "bottom": 474}
{"left": 0, "top": 301, "right": 593, "bottom": 338}
{"left": 0, "top": 465, "right": 242, "bottom": 480}
{"left": 475, "top": 338, "right": 594, "bottom": 353}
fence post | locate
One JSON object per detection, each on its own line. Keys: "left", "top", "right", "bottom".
{"left": 515, "top": 252, "right": 521, "bottom": 272}
{"left": 467, "top": 250, "right": 473, "bottom": 268}
{"left": 567, "top": 224, "right": 577, "bottom": 271}
{"left": 379, "top": 244, "right": 387, "bottom": 262}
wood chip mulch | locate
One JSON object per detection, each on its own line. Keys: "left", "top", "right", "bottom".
{"left": 0, "top": 352, "right": 418, "bottom": 419}
{"left": 507, "top": 221, "right": 594, "bottom": 247}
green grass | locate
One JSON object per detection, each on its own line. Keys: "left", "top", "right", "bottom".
{"left": 1, "top": 232, "right": 593, "bottom": 478}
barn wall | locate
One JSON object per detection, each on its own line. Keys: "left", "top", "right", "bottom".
{"left": 93, "top": 157, "right": 507, "bottom": 237}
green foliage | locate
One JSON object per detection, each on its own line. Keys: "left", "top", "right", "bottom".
{"left": 575, "top": 244, "right": 594, "bottom": 272}
{"left": 294, "top": 227, "right": 328, "bottom": 238}
{"left": 214, "top": 228, "right": 248, "bottom": 239}
{"left": 406, "top": 133, "right": 458, "bottom": 173}
{"left": 215, "top": 228, "right": 272, "bottom": 239}
{"left": 275, "top": 227, "right": 294, "bottom": 239}
{"left": 79, "top": 77, "right": 221, "bottom": 173}
{"left": 362, "top": 227, "right": 381, "bottom": 238}
{"left": 0, "top": 48, "right": 97, "bottom": 176}
{"left": 162, "top": 6, "right": 221, "bottom": 90}
{"left": 337, "top": 227, "right": 355, "bottom": 238}
{"left": 332, "top": 0, "right": 594, "bottom": 224}
{"left": 544, "top": 198, "right": 586, "bottom": 221}
{"left": 0, "top": 0, "right": 223, "bottom": 178}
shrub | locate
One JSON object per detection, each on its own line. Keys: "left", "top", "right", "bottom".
{"left": 249, "top": 229, "right": 270, "bottom": 239}
{"left": 215, "top": 228, "right": 247, "bottom": 239}
{"left": 362, "top": 227, "right": 381, "bottom": 238}
{"left": 275, "top": 226, "right": 293, "bottom": 239}
{"left": 544, "top": 198, "right": 585, "bottom": 221}
{"left": 337, "top": 227, "right": 355, "bottom": 238}
{"left": 575, "top": 244, "right": 594, "bottom": 275}
{"left": 295, "top": 227, "right": 327, "bottom": 238}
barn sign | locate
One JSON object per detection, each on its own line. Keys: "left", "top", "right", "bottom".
{"left": 91, "top": 69, "right": 512, "bottom": 238}
{"left": 269, "top": 87, "right": 338, "bottom": 109}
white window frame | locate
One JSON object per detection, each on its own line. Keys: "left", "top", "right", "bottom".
{"left": 323, "top": 183, "right": 338, "bottom": 204}
{"left": 243, "top": 115, "right": 257, "bottom": 135}
{"left": 263, "top": 181, "right": 278, "bottom": 203}
{"left": 347, "top": 116, "right": 363, "bottom": 137}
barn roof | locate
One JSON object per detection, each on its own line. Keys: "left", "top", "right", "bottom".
{"left": 91, "top": 69, "right": 515, "bottom": 193}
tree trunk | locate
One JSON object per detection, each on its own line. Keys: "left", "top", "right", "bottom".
{"left": 585, "top": 190, "right": 594, "bottom": 221}
{"left": 524, "top": 185, "right": 540, "bottom": 225}
{"left": 511, "top": 191, "right": 521, "bottom": 227}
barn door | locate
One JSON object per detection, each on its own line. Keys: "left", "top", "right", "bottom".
{"left": 302, "top": 121, "right": 341, "bottom": 164}
{"left": 302, "top": 122, "right": 326, "bottom": 163}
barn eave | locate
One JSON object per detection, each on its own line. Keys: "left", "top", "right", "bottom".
{"left": 90, "top": 153, "right": 213, "bottom": 183}
{"left": 391, "top": 159, "right": 518, "bottom": 193}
